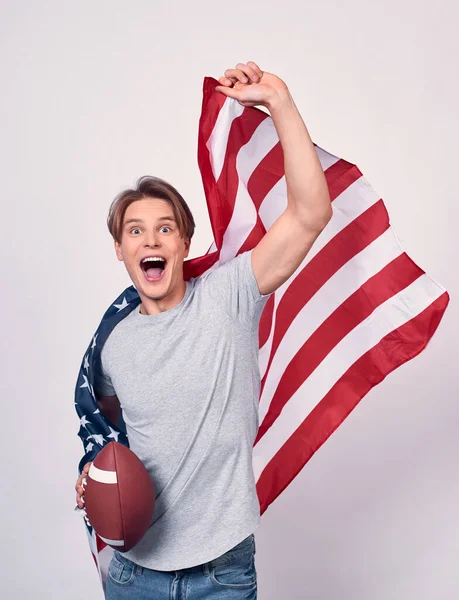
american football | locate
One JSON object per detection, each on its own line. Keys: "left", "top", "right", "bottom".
{"left": 83, "top": 442, "right": 155, "bottom": 552}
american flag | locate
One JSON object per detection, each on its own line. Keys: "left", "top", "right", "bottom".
{"left": 74, "top": 76, "right": 449, "bottom": 588}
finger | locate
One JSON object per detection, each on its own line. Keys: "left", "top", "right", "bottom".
{"left": 224, "top": 69, "right": 250, "bottom": 84}
{"left": 218, "top": 76, "right": 233, "bottom": 87}
{"left": 78, "top": 464, "right": 90, "bottom": 482}
{"left": 235, "top": 63, "right": 259, "bottom": 82}
{"left": 76, "top": 488, "right": 85, "bottom": 506}
{"left": 76, "top": 474, "right": 87, "bottom": 491}
{"left": 247, "top": 61, "right": 263, "bottom": 79}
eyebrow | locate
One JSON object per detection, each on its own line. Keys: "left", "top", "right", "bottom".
{"left": 123, "top": 216, "right": 176, "bottom": 227}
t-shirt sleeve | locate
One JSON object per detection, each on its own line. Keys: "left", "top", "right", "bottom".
{"left": 201, "top": 249, "right": 273, "bottom": 329}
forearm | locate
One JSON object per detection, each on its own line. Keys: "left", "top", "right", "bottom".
{"left": 267, "top": 88, "right": 331, "bottom": 228}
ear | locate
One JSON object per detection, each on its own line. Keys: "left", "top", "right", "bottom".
{"left": 184, "top": 238, "right": 191, "bottom": 259}
{"left": 114, "top": 239, "right": 123, "bottom": 261}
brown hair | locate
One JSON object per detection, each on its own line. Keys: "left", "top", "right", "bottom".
{"left": 107, "top": 176, "right": 195, "bottom": 244}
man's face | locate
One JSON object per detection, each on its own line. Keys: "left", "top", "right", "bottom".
{"left": 114, "top": 198, "right": 190, "bottom": 307}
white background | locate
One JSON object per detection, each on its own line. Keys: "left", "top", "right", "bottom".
{"left": 1, "top": 1, "right": 458, "bottom": 598}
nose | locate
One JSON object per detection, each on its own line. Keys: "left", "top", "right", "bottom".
{"left": 144, "top": 230, "right": 161, "bottom": 248}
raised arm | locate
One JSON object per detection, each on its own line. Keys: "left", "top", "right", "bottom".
{"left": 216, "top": 61, "right": 332, "bottom": 295}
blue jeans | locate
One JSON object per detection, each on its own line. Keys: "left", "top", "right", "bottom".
{"left": 105, "top": 534, "right": 257, "bottom": 599}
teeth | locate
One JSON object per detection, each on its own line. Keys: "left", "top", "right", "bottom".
{"left": 142, "top": 257, "right": 165, "bottom": 263}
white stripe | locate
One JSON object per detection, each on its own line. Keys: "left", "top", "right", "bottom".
{"left": 258, "top": 228, "right": 403, "bottom": 423}
{"left": 258, "top": 319, "right": 274, "bottom": 378}
{"left": 98, "top": 544, "right": 115, "bottom": 586}
{"left": 253, "top": 274, "right": 445, "bottom": 480}
{"left": 86, "top": 523, "right": 98, "bottom": 556}
{"left": 207, "top": 97, "right": 244, "bottom": 182}
{"left": 89, "top": 463, "right": 117, "bottom": 484}
{"left": 315, "top": 145, "right": 341, "bottom": 171}
{"left": 98, "top": 535, "right": 125, "bottom": 547}
{"left": 87, "top": 527, "right": 103, "bottom": 580}
{"left": 258, "top": 175, "right": 288, "bottom": 231}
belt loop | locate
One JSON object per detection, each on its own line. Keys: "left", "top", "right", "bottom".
{"left": 202, "top": 562, "right": 210, "bottom": 576}
{"left": 135, "top": 563, "right": 143, "bottom": 575}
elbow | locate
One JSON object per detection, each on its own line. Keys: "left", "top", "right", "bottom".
{"left": 290, "top": 198, "right": 333, "bottom": 233}
{"left": 309, "top": 203, "right": 332, "bottom": 233}
{"left": 319, "top": 204, "right": 333, "bottom": 229}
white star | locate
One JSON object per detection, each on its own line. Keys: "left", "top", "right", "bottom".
{"left": 83, "top": 354, "right": 90, "bottom": 370}
{"left": 80, "top": 374, "right": 90, "bottom": 389}
{"left": 80, "top": 415, "right": 90, "bottom": 428}
{"left": 89, "top": 383, "right": 95, "bottom": 399}
{"left": 113, "top": 297, "right": 129, "bottom": 312}
{"left": 93, "top": 408, "right": 100, "bottom": 414}
{"left": 91, "top": 334, "right": 98, "bottom": 349}
{"left": 85, "top": 442, "right": 94, "bottom": 452}
{"left": 88, "top": 433, "right": 105, "bottom": 445}
{"left": 107, "top": 427, "right": 120, "bottom": 442}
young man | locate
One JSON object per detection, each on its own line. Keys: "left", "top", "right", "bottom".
{"left": 75, "top": 61, "right": 332, "bottom": 599}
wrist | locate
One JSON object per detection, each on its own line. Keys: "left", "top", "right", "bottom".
{"left": 266, "top": 86, "right": 294, "bottom": 113}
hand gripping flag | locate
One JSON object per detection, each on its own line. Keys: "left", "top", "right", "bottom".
{"left": 74, "top": 77, "right": 449, "bottom": 589}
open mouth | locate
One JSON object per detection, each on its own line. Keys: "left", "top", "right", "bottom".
{"left": 140, "top": 256, "right": 167, "bottom": 282}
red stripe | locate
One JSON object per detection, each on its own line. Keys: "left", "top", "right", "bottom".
{"left": 325, "top": 159, "right": 363, "bottom": 201}
{"left": 256, "top": 253, "right": 424, "bottom": 442}
{"left": 247, "top": 142, "right": 285, "bottom": 209}
{"left": 197, "top": 78, "right": 227, "bottom": 252}
{"left": 184, "top": 251, "right": 220, "bottom": 280}
{"left": 256, "top": 291, "right": 450, "bottom": 514}
{"left": 96, "top": 533, "right": 107, "bottom": 553}
{"left": 258, "top": 294, "right": 275, "bottom": 349}
{"left": 259, "top": 199, "right": 390, "bottom": 397}
{"left": 200, "top": 78, "right": 227, "bottom": 143}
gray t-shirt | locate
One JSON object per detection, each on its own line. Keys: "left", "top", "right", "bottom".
{"left": 94, "top": 249, "right": 272, "bottom": 571}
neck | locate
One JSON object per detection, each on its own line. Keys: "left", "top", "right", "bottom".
{"left": 139, "top": 279, "right": 187, "bottom": 315}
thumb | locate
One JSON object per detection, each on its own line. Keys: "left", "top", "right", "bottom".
{"left": 215, "top": 86, "right": 239, "bottom": 99}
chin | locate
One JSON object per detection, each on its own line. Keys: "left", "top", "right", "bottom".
{"left": 137, "top": 281, "right": 167, "bottom": 298}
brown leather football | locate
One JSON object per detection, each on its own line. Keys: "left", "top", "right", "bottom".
{"left": 83, "top": 442, "right": 155, "bottom": 551}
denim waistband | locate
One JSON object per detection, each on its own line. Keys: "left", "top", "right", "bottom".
{"left": 114, "top": 534, "right": 255, "bottom": 574}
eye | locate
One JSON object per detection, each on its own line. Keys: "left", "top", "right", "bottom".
{"left": 130, "top": 228, "right": 141, "bottom": 235}
{"left": 160, "top": 226, "right": 171, "bottom": 233}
